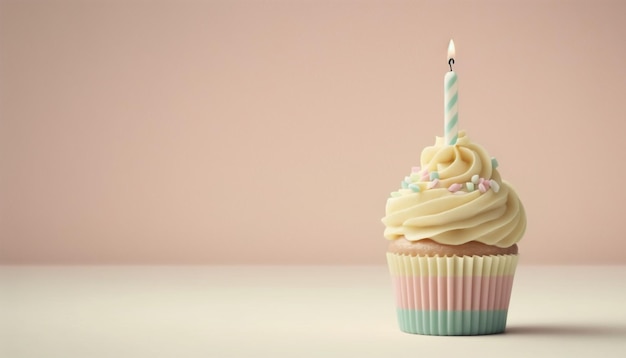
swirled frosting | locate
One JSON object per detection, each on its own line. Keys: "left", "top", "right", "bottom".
{"left": 382, "top": 131, "right": 526, "bottom": 248}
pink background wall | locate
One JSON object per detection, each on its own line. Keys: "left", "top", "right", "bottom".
{"left": 1, "top": 0, "right": 625, "bottom": 265}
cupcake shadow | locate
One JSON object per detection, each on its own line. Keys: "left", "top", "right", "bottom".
{"left": 505, "top": 324, "right": 626, "bottom": 338}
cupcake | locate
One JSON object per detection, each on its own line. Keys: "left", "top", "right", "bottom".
{"left": 382, "top": 130, "right": 526, "bottom": 335}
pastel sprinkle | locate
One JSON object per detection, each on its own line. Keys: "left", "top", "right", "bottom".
{"left": 490, "top": 179, "right": 500, "bottom": 193}
{"left": 491, "top": 157, "right": 499, "bottom": 170}
{"left": 482, "top": 180, "right": 491, "bottom": 190}
{"left": 390, "top": 191, "right": 401, "bottom": 197}
{"left": 421, "top": 173, "right": 430, "bottom": 181}
{"left": 401, "top": 181, "right": 408, "bottom": 189}
{"left": 478, "top": 183, "right": 487, "bottom": 193}
{"left": 409, "top": 184, "right": 421, "bottom": 193}
{"left": 429, "top": 171, "right": 439, "bottom": 180}
{"left": 404, "top": 176, "right": 411, "bottom": 183}
{"left": 428, "top": 178, "right": 440, "bottom": 189}
{"left": 411, "top": 166, "right": 421, "bottom": 173}
{"left": 448, "top": 183, "right": 463, "bottom": 192}
{"left": 471, "top": 174, "right": 479, "bottom": 184}
{"left": 410, "top": 173, "right": 421, "bottom": 181}
{"left": 466, "top": 182, "right": 475, "bottom": 192}
{"left": 479, "top": 177, "right": 485, "bottom": 184}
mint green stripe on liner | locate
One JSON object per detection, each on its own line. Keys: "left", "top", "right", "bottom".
{"left": 446, "top": 92, "right": 458, "bottom": 111}
{"left": 396, "top": 309, "right": 509, "bottom": 335}
{"left": 445, "top": 73, "right": 457, "bottom": 91}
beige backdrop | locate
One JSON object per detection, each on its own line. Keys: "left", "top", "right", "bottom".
{"left": 1, "top": 0, "right": 625, "bottom": 264}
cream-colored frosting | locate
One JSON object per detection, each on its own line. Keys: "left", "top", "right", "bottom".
{"left": 382, "top": 131, "right": 526, "bottom": 248}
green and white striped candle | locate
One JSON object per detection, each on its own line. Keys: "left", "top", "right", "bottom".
{"left": 444, "top": 39, "right": 459, "bottom": 146}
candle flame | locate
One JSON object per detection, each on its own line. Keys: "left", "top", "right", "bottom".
{"left": 447, "top": 39, "right": 455, "bottom": 60}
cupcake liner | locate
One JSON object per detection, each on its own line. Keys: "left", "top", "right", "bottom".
{"left": 387, "top": 253, "right": 518, "bottom": 335}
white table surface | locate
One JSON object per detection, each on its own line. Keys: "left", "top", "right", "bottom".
{"left": 1, "top": 265, "right": 625, "bottom": 358}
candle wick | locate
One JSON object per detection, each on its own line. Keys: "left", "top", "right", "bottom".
{"left": 448, "top": 58, "right": 455, "bottom": 71}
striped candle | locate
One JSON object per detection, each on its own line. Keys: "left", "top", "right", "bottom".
{"left": 444, "top": 39, "right": 459, "bottom": 146}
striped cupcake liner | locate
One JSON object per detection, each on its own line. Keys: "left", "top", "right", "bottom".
{"left": 387, "top": 253, "right": 518, "bottom": 335}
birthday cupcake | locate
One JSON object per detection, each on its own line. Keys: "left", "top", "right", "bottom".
{"left": 382, "top": 130, "right": 526, "bottom": 335}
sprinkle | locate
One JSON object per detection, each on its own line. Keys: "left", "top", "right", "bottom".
{"left": 404, "top": 176, "right": 411, "bottom": 183}
{"left": 491, "top": 157, "right": 499, "bottom": 170}
{"left": 489, "top": 179, "right": 500, "bottom": 193}
{"left": 401, "top": 181, "right": 408, "bottom": 189}
{"left": 410, "top": 173, "right": 421, "bottom": 181}
{"left": 429, "top": 171, "right": 439, "bottom": 180}
{"left": 428, "top": 178, "right": 440, "bottom": 189}
{"left": 390, "top": 192, "right": 401, "bottom": 197}
{"left": 479, "top": 177, "right": 485, "bottom": 184}
{"left": 448, "top": 183, "right": 463, "bottom": 192}
{"left": 411, "top": 166, "right": 421, "bottom": 173}
{"left": 466, "top": 182, "right": 475, "bottom": 192}
{"left": 471, "top": 174, "right": 479, "bottom": 184}
{"left": 409, "top": 184, "right": 421, "bottom": 193}
{"left": 478, "top": 183, "right": 487, "bottom": 193}
{"left": 482, "top": 180, "right": 491, "bottom": 190}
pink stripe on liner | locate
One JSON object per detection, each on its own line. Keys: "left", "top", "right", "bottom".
{"left": 391, "top": 275, "right": 515, "bottom": 311}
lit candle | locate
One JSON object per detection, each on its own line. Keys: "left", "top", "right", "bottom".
{"left": 444, "top": 39, "right": 458, "bottom": 145}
